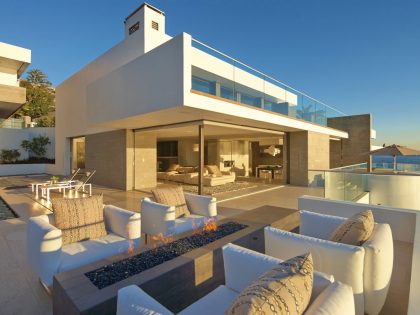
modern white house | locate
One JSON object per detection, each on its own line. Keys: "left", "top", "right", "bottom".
{"left": 54, "top": 3, "right": 374, "bottom": 192}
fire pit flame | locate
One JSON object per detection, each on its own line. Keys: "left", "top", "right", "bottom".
{"left": 126, "top": 226, "right": 134, "bottom": 255}
{"left": 202, "top": 218, "right": 217, "bottom": 233}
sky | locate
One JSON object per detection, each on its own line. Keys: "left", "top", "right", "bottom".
{"left": 1, "top": 0, "right": 419, "bottom": 147}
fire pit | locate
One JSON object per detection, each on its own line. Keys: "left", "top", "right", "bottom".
{"left": 86, "top": 221, "right": 247, "bottom": 289}
{"left": 53, "top": 206, "right": 299, "bottom": 315}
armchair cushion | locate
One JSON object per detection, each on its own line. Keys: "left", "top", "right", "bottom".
{"left": 58, "top": 233, "right": 137, "bottom": 274}
{"left": 304, "top": 282, "right": 355, "bottom": 315}
{"left": 178, "top": 285, "right": 238, "bottom": 315}
{"left": 52, "top": 195, "right": 107, "bottom": 245}
{"left": 226, "top": 253, "right": 314, "bottom": 315}
{"left": 330, "top": 210, "right": 374, "bottom": 246}
{"left": 152, "top": 186, "right": 191, "bottom": 218}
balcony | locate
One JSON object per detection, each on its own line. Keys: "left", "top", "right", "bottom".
{"left": 190, "top": 38, "right": 345, "bottom": 126}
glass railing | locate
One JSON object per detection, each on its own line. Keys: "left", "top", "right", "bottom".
{"left": 0, "top": 118, "right": 25, "bottom": 129}
{"left": 191, "top": 38, "right": 346, "bottom": 126}
{"left": 309, "top": 169, "right": 420, "bottom": 210}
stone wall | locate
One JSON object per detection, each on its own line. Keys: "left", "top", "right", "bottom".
{"left": 85, "top": 130, "right": 129, "bottom": 190}
{"left": 289, "top": 131, "right": 330, "bottom": 186}
{"left": 327, "top": 114, "right": 372, "bottom": 169}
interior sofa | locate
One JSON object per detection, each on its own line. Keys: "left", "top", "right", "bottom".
{"left": 27, "top": 204, "right": 141, "bottom": 288}
{"left": 157, "top": 165, "right": 236, "bottom": 187}
{"left": 116, "top": 243, "right": 355, "bottom": 315}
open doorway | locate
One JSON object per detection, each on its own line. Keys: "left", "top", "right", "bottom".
{"left": 71, "top": 137, "right": 86, "bottom": 170}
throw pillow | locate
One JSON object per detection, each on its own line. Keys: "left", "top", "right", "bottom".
{"left": 52, "top": 195, "right": 107, "bottom": 245}
{"left": 226, "top": 253, "right": 314, "bottom": 315}
{"left": 151, "top": 186, "right": 191, "bottom": 218}
{"left": 330, "top": 210, "right": 374, "bottom": 246}
{"left": 166, "top": 164, "right": 180, "bottom": 172}
{"left": 206, "top": 165, "right": 223, "bottom": 177}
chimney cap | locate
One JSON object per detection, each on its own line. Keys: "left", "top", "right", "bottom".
{"left": 124, "top": 2, "right": 165, "bottom": 23}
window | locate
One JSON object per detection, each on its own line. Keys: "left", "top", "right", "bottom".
{"left": 152, "top": 21, "right": 159, "bottom": 31}
{"left": 129, "top": 22, "right": 140, "bottom": 35}
{"left": 192, "top": 76, "right": 214, "bottom": 94}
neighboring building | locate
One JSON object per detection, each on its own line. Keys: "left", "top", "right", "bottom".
{"left": 55, "top": 3, "right": 373, "bottom": 191}
{"left": 0, "top": 42, "right": 31, "bottom": 119}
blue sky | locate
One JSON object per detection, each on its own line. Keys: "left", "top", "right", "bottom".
{"left": 1, "top": 0, "right": 419, "bottom": 147}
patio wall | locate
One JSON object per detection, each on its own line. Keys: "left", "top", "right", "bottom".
{"left": 0, "top": 127, "right": 55, "bottom": 160}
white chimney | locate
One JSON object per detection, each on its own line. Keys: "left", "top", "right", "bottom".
{"left": 124, "top": 3, "right": 167, "bottom": 54}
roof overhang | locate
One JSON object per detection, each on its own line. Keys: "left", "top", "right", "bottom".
{"left": 0, "top": 84, "right": 26, "bottom": 118}
{"left": 0, "top": 42, "right": 31, "bottom": 78}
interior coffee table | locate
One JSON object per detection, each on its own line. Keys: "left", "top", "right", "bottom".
{"left": 53, "top": 206, "right": 299, "bottom": 315}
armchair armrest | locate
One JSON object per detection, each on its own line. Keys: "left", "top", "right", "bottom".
{"left": 104, "top": 205, "right": 141, "bottom": 241}
{"left": 117, "top": 285, "right": 173, "bottom": 315}
{"left": 140, "top": 198, "right": 176, "bottom": 237}
{"left": 300, "top": 210, "right": 347, "bottom": 240}
{"left": 362, "top": 223, "right": 393, "bottom": 315}
{"left": 184, "top": 193, "right": 217, "bottom": 218}
{"left": 305, "top": 282, "right": 355, "bottom": 315}
{"left": 27, "top": 215, "right": 62, "bottom": 287}
{"left": 265, "top": 226, "right": 365, "bottom": 315}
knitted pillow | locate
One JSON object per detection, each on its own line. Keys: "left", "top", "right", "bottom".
{"left": 151, "top": 186, "right": 191, "bottom": 218}
{"left": 226, "top": 253, "right": 314, "bottom": 315}
{"left": 52, "top": 195, "right": 107, "bottom": 245}
{"left": 330, "top": 210, "right": 374, "bottom": 246}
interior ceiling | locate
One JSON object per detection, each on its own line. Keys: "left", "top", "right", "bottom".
{"left": 136, "top": 123, "right": 283, "bottom": 140}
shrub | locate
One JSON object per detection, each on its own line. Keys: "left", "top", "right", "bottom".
{"left": 21, "top": 135, "right": 51, "bottom": 158}
{"left": 0, "top": 149, "right": 21, "bottom": 163}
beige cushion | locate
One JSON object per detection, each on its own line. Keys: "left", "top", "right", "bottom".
{"left": 52, "top": 195, "right": 107, "bottom": 245}
{"left": 226, "top": 253, "right": 314, "bottom": 315}
{"left": 151, "top": 186, "right": 191, "bottom": 218}
{"left": 330, "top": 210, "right": 374, "bottom": 246}
{"left": 166, "top": 164, "right": 180, "bottom": 172}
{"left": 206, "top": 165, "right": 223, "bottom": 177}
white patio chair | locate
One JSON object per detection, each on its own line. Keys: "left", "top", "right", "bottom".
{"left": 264, "top": 210, "right": 393, "bottom": 315}
{"left": 117, "top": 243, "right": 355, "bottom": 315}
{"left": 27, "top": 204, "right": 141, "bottom": 289}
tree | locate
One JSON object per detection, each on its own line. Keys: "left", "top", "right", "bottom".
{"left": 17, "top": 69, "right": 55, "bottom": 120}
{"left": 35, "top": 116, "right": 55, "bottom": 127}
{"left": 21, "top": 135, "right": 51, "bottom": 158}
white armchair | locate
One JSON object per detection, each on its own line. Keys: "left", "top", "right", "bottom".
{"left": 141, "top": 193, "right": 217, "bottom": 239}
{"left": 117, "top": 243, "right": 355, "bottom": 315}
{"left": 265, "top": 210, "right": 393, "bottom": 315}
{"left": 27, "top": 205, "right": 141, "bottom": 288}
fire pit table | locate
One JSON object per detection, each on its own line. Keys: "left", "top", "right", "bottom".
{"left": 53, "top": 206, "right": 298, "bottom": 315}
